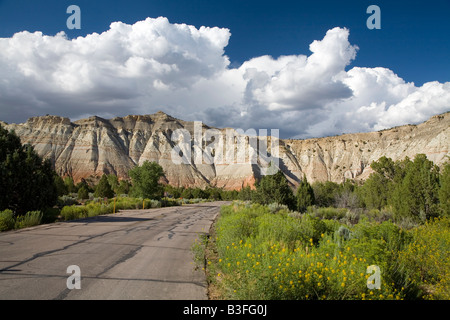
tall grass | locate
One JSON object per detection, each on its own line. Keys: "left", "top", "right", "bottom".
{"left": 1, "top": 196, "right": 212, "bottom": 229}
{"left": 397, "top": 217, "right": 450, "bottom": 299}
{"left": 59, "top": 196, "right": 203, "bottom": 221}
{"left": 0, "top": 209, "right": 43, "bottom": 231}
{"left": 15, "top": 211, "right": 43, "bottom": 229}
{"left": 206, "top": 201, "right": 450, "bottom": 300}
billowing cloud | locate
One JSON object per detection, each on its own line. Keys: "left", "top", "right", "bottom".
{"left": 0, "top": 17, "right": 231, "bottom": 120}
{"left": 0, "top": 17, "right": 449, "bottom": 139}
{"left": 304, "top": 67, "right": 450, "bottom": 138}
{"left": 245, "top": 27, "right": 357, "bottom": 112}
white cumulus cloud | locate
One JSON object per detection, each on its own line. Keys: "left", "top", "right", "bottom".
{"left": 237, "top": 27, "right": 357, "bottom": 112}
{"left": 0, "top": 17, "right": 448, "bottom": 139}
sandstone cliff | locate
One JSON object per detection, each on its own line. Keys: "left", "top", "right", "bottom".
{"left": 1, "top": 111, "right": 449, "bottom": 189}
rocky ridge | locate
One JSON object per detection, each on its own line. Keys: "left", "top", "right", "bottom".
{"left": 1, "top": 111, "right": 449, "bottom": 189}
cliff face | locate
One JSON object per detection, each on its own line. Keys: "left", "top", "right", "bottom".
{"left": 1, "top": 111, "right": 449, "bottom": 189}
{"left": 280, "top": 112, "right": 449, "bottom": 185}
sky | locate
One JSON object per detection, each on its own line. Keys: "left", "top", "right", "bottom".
{"left": 0, "top": 0, "right": 449, "bottom": 138}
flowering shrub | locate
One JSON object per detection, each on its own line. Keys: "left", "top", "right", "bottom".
{"left": 397, "top": 217, "right": 450, "bottom": 299}
{"left": 207, "top": 201, "right": 449, "bottom": 300}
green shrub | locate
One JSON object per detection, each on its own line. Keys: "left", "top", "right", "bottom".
{"left": 42, "top": 207, "right": 61, "bottom": 224}
{"left": 209, "top": 202, "right": 446, "bottom": 300}
{"left": 0, "top": 125, "right": 58, "bottom": 215}
{"left": 267, "top": 202, "right": 290, "bottom": 214}
{"left": 213, "top": 208, "right": 403, "bottom": 299}
{"left": 0, "top": 209, "right": 15, "bottom": 231}
{"left": 336, "top": 225, "right": 351, "bottom": 241}
{"left": 216, "top": 209, "right": 260, "bottom": 249}
{"left": 150, "top": 199, "right": 161, "bottom": 208}
{"left": 307, "top": 206, "right": 348, "bottom": 220}
{"left": 297, "top": 214, "right": 328, "bottom": 245}
{"left": 77, "top": 185, "right": 89, "bottom": 200}
{"left": 364, "top": 208, "right": 394, "bottom": 224}
{"left": 129, "top": 161, "right": 164, "bottom": 199}
{"left": 439, "top": 162, "right": 450, "bottom": 216}
{"left": 397, "top": 217, "right": 450, "bottom": 299}
{"left": 340, "top": 210, "right": 360, "bottom": 226}
{"left": 85, "top": 202, "right": 113, "bottom": 217}
{"left": 312, "top": 181, "right": 342, "bottom": 207}
{"left": 296, "top": 175, "right": 315, "bottom": 212}
{"left": 253, "top": 171, "right": 296, "bottom": 210}
{"left": 94, "top": 174, "right": 115, "bottom": 199}
{"left": 162, "top": 198, "right": 181, "bottom": 206}
{"left": 57, "top": 195, "right": 79, "bottom": 207}
{"left": 115, "top": 197, "right": 142, "bottom": 210}
{"left": 60, "top": 205, "right": 88, "bottom": 220}
{"left": 255, "top": 213, "right": 302, "bottom": 250}
{"left": 390, "top": 154, "right": 440, "bottom": 221}
{"left": 15, "top": 211, "right": 43, "bottom": 229}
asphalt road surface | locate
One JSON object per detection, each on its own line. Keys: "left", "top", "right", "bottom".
{"left": 0, "top": 201, "right": 227, "bottom": 300}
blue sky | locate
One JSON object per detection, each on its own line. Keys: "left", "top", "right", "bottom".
{"left": 0, "top": 0, "right": 449, "bottom": 138}
{"left": 1, "top": 0, "right": 448, "bottom": 85}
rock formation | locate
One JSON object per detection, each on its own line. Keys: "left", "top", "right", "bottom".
{"left": 1, "top": 111, "right": 448, "bottom": 189}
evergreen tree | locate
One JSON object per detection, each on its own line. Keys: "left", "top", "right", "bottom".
{"left": 77, "top": 185, "right": 89, "bottom": 200}
{"left": 359, "top": 154, "right": 443, "bottom": 221}
{"left": 107, "top": 174, "right": 119, "bottom": 194}
{"left": 164, "top": 185, "right": 181, "bottom": 198}
{"left": 129, "top": 161, "right": 165, "bottom": 199}
{"left": 75, "top": 179, "right": 91, "bottom": 193}
{"left": 312, "top": 181, "right": 341, "bottom": 207}
{"left": 180, "top": 187, "right": 193, "bottom": 199}
{"left": 238, "top": 185, "right": 254, "bottom": 201}
{"left": 371, "top": 156, "right": 398, "bottom": 181}
{"left": 380, "top": 154, "right": 439, "bottom": 221}
{"left": 207, "top": 187, "right": 222, "bottom": 200}
{"left": 0, "top": 125, "right": 57, "bottom": 216}
{"left": 391, "top": 154, "right": 441, "bottom": 220}
{"left": 94, "top": 174, "right": 114, "bottom": 198}
{"left": 358, "top": 156, "right": 407, "bottom": 210}
{"left": 439, "top": 161, "right": 450, "bottom": 216}
{"left": 296, "top": 175, "right": 315, "bottom": 212}
{"left": 64, "top": 176, "right": 77, "bottom": 193}
{"left": 221, "top": 189, "right": 239, "bottom": 200}
{"left": 116, "top": 180, "right": 131, "bottom": 195}
{"left": 359, "top": 172, "right": 391, "bottom": 210}
{"left": 192, "top": 188, "right": 207, "bottom": 199}
{"left": 54, "top": 174, "right": 68, "bottom": 196}
{"left": 254, "top": 170, "right": 296, "bottom": 210}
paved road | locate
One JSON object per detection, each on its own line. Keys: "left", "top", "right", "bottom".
{"left": 0, "top": 201, "right": 226, "bottom": 300}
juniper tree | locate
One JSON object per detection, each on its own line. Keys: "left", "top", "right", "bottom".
{"left": 94, "top": 174, "right": 115, "bottom": 199}
{"left": 254, "top": 170, "right": 296, "bottom": 210}
{"left": 129, "top": 161, "right": 165, "bottom": 199}
{"left": 0, "top": 125, "right": 57, "bottom": 216}
{"left": 296, "top": 174, "right": 315, "bottom": 213}
{"left": 439, "top": 161, "right": 450, "bottom": 216}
